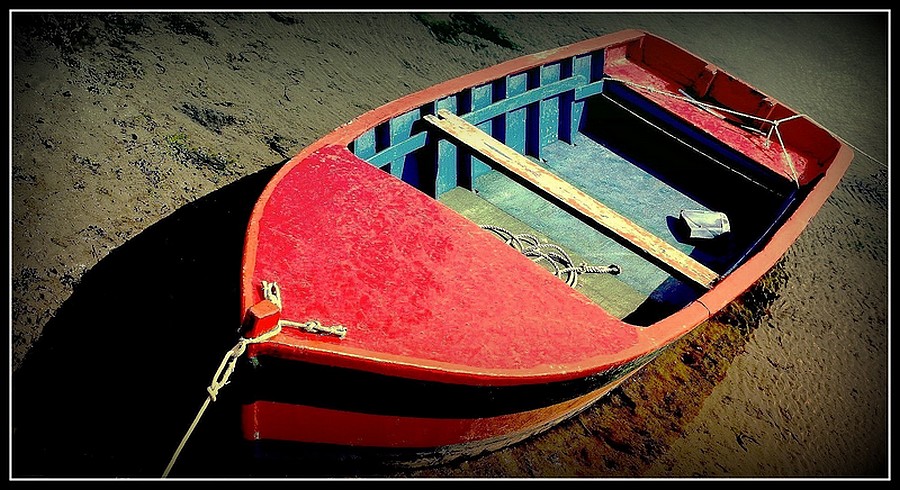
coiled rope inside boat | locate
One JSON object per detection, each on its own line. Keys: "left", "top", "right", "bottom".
{"left": 481, "top": 224, "right": 620, "bottom": 288}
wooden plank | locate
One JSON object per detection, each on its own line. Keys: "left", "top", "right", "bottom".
{"left": 424, "top": 108, "right": 720, "bottom": 289}
{"left": 388, "top": 110, "right": 418, "bottom": 178}
{"left": 464, "top": 75, "right": 586, "bottom": 127}
{"left": 368, "top": 132, "right": 426, "bottom": 169}
{"left": 537, "top": 63, "right": 561, "bottom": 158}
{"left": 435, "top": 96, "right": 459, "bottom": 196}
{"left": 361, "top": 73, "right": 591, "bottom": 184}
{"left": 470, "top": 84, "right": 494, "bottom": 185}
{"left": 353, "top": 128, "right": 376, "bottom": 161}
{"left": 570, "top": 55, "right": 592, "bottom": 142}
{"left": 504, "top": 72, "right": 528, "bottom": 155}
{"left": 573, "top": 80, "right": 604, "bottom": 101}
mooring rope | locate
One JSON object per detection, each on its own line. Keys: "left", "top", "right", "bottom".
{"left": 162, "top": 323, "right": 282, "bottom": 478}
{"left": 162, "top": 281, "right": 345, "bottom": 478}
{"left": 481, "top": 225, "right": 620, "bottom": 288}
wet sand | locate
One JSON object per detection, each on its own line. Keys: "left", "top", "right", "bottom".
{"left": 11, "top": 11, "right": 888, "bottom": 479}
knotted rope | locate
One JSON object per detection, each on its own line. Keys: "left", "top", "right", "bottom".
{"left": 162, "top": 323, "right": 282, "bottom": 478}
{"left": 263, "top": 281, "right": 347, "bottom": 338}
{"left": 163, "top": 281, "right": 345, "bottom": 478}
{"left": 481, "top": 225, "right": 620, "bottom": 288}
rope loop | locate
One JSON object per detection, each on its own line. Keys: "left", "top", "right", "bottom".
{"left": 203, "top": 324, "right": 282, "bottom": 403}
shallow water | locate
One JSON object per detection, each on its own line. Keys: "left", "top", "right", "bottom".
{"left": 11, "top": 11, "right": 887, "bottom": 478}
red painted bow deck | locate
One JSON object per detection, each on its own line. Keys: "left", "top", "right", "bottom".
{"left": 246, "top": 143, "right": 641, "bottom": 375}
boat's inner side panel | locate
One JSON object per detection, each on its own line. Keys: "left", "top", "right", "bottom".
{"left": 348, "top": 48, "right": 798, "bottom": 326}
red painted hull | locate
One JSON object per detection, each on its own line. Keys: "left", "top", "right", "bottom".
{"left": 242, "top": 369, "right": 635, "bottom": 465}
{"left": 238, "top": 29, "right": 853, "bottom": 461}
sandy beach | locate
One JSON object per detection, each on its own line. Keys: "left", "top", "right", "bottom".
{"left": 11, "top": 11, "right": 888, "bottom": 479}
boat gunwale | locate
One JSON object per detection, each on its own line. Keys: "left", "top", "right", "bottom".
{"left": 239, "top": 29, "right": 854, "bottom": 387}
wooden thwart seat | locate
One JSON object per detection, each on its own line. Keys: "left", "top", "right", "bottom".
{"left": 424, "top": 108, "right": 719, "bottom": 289}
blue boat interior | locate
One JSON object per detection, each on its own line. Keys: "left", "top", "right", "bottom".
{"left": 347, "top": 51, "right": 801, "bottom": 326}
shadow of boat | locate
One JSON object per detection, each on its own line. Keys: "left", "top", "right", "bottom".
{"left": 12, "top": 163, "right": 288, "bottom": 478}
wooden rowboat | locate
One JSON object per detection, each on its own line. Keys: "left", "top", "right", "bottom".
{"left": 236, "top": 29, "right": 852, "bottom": 466}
